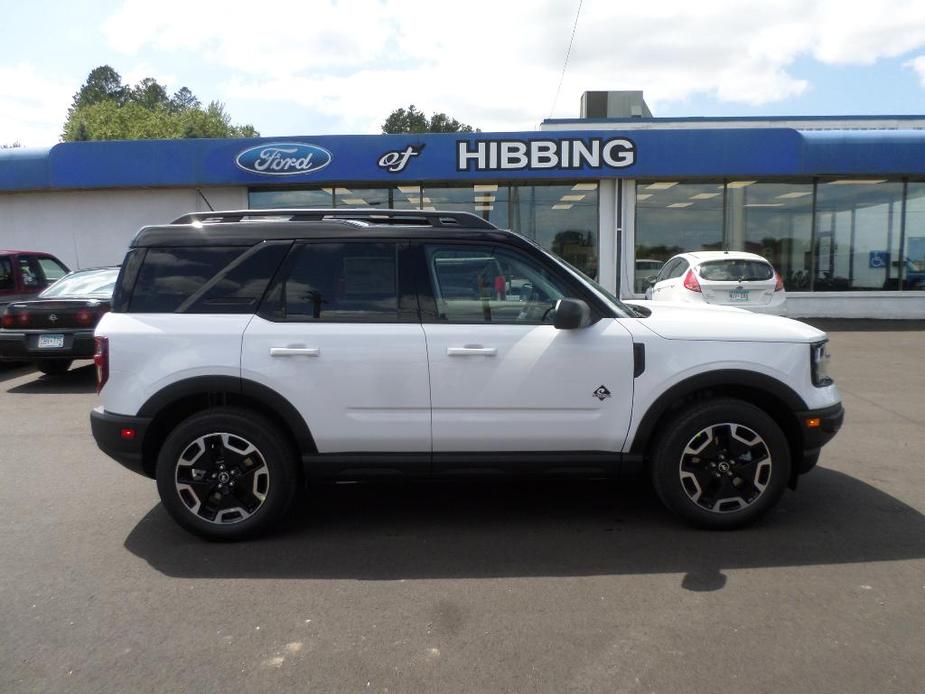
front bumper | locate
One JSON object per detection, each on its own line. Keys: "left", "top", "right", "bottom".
{"left": 90, "top": 407, "right": 153, "bottom": 478}
{"left": 794, "top": 402, "right": 845, "bottom": 474}
{"left": 0, "top": 330, "right": 95, "bottom": 361}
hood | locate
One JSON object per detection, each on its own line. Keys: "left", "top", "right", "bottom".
{"left": 625, "top": 301, "right": 826, "bottom": 343}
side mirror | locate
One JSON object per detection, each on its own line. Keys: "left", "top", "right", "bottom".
{"left": 553, "top": 298, "right": 591, "bottom": 330}
{"left": 646, "top": 276, "right": 657, "bottom": 287}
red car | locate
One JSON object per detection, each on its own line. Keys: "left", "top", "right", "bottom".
{"left": 0, "top": 251, "right": 70, "bottom": 307}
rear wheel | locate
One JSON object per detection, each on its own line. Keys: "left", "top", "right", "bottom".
{"left": 650, "top": 398, "right": 791, "bottom": 529}
{"left": 155, "top": 407, "right": 298, "bottom": 541}
{"left": 36, "top": 359, "right": 73, "bottom": 375}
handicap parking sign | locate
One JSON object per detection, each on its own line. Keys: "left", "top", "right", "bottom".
{"left": 869, "top": 251, "right": 889, "bottom": 269}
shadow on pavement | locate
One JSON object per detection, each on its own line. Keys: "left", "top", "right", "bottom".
{"left": 124, "top": 467, "right": 924, "bottom": 590}
{"left": 803, "top": 318, "right": 925, "bottom": 332}
{"left": 5, "top": 363, "right": 96, "bottom": 394}
{"left": 0, "top": 363, "right": 33, "bottom": 383}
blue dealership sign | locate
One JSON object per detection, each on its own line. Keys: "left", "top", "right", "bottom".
{"left": 6, "top": 125, "right": 925, "bottom": 192}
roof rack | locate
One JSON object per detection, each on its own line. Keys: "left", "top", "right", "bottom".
{"left": 170, "top": 208, "right": 498, "bottom": 230}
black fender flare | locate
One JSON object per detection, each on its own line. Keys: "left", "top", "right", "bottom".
{"left": 137, "top": 375, "right": 316, "bottom": 453}
{"left": 629, "top": 369, "right": 808, "bottom": 455}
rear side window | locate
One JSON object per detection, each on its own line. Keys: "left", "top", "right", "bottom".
{"left": 0, "top": 258, "right": 13, "bottom": 291}
{"left": 36, "top": 257, "right": 68, "bottom": 282}
{"left": 129, "top": 246, "right": 252, "bottom": 313}
{"left": 698, "top": 259, "right": 773, "bottom": 281}
{"left": 668, "top": 259, "right": 689, "bottom": 279}
{"left": 262, "top": 242, "right": 399, "bottom": 322}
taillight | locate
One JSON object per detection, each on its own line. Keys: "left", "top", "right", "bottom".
{"left": 774, "top": 271, "right": 784, "bottom": 292}
{"left": 683, "top": 269, "right": 702, "bottom": 293}
{"left": 1, "top": 313, "right": 13, "bottom": 329}
{"left": 76, "top": 309, "right": 93, "bottom": 325}
{"left": 94, "top": 336, "right": 109, "bottom": 394}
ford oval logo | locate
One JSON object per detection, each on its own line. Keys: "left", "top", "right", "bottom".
{"left": 235, "top": 142, "right": 333, "bottom": 176}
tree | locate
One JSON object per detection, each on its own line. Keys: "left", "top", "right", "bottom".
{"left": 71, "top": 65, "right": 129, "bottom": 110}
{"left": 61, "top": 66, "right": 258, "bottom": 141}
{"left": 1, "top": 141, "right": 22, "bottom": 149}
{"left": 382, "top": 105, "right": 477, "bottom": 134}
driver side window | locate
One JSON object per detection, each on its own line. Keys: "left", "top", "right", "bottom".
{"left": 424, "top": 244, "right": 571, "bottom": 324}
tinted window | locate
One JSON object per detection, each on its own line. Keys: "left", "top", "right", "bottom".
{"left": 183, "top": 242, "right": 290, "bottom": 314}
{"left": 37, "top": 257, "right": 68, "bottom": 282}
{"left": 425, "top": 244, "right": 570, "bottom": 324}
{"left": 0, "top": 258, "right": 13, "bottom": 291}
{"left": 267, "top": 242, "right": 398, "bottom": 322}
{"left": 18, "top": 257, "right": 42, "bottom": 289}
{"left": 698, "top": 259, "right": 774, "bottom": 281}
{"left": 130, "top": 247, "right": 244, "bottom": 313}
{"left": 668, "top": 259, "right": 689, "bottom": 279}
{"left": 656, "top": 259, "right": 678, "bottom": 282}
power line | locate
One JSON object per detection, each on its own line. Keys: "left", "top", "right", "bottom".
{"left": 549, "top": 0, "right": 584, "bottom": 119}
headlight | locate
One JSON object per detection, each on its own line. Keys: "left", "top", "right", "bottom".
{"left": 811, "top": 340, "right": 833, "bottom": 387}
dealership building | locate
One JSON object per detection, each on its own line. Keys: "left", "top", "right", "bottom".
{"left": 2, "top": 91, "right": 925, "bottom": 318}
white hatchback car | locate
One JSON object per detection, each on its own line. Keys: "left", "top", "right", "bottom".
{"left": 645, "top": 251, "right": 785, "bottom": 308}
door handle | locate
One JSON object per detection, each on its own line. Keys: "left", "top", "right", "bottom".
{"left": 270, "top": 347, "right": 320, "bottom": 357}
{"left": 447, "top": 346, "right": 497, "bottom": 357}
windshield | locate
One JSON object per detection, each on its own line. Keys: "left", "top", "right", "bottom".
{"left": 40, "top": 268, "right": 119, "bottom": 298}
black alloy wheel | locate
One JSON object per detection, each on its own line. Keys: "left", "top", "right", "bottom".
{"left": 155, "top": 407, "right": 298, "bottom": 540}
{"left": 651, "top": 398, "right": 791, "bottom": 529}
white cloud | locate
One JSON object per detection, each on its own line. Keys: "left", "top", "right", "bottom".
{"left": 905, "top": 55, "right": 925, "bottom": 87}
{"left": 8, "top": 0, "right": 925, "bottom": 145}
{"left": 99, "top": 0, "right": 925, "bottom": 134}
{"left": 0, "top": 63, "right": 73, "bottom": 146}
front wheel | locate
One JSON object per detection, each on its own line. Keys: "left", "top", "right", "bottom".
{"left": 650, "top": 398, "right": 791, "bottom": 529}
{"left": 36, "top": 359, "right": 72, "bottom": 375}
{"left": 155, "top": 407, "right": 299, "bottom": 541}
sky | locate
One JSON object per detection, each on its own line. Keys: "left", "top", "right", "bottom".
{"left": 4, "top": 0, "right": 925, "bottom": 147}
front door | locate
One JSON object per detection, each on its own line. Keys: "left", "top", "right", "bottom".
{"left": 418, "top": 242, "right": 635, "bottom": 454}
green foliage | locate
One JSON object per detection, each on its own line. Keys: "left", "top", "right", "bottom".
{"left": 1, "top": 141, "right": 23, "bottom": 149}
{"left": 62, "top": 65, "right": 258, "bottom": 141}
{"left": 382, "top": 105, "right": 477, "bottom": 134}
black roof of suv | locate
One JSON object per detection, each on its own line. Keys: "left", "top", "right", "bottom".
{"left": 132, "top": 209, "right": 508, "bottom": 248}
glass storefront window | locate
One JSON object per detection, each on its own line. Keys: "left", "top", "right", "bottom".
{"left": 815, "top": 180, "right": 904, "bottom": 291}
{"left": 511, "top": 183, "right": 599, "bottom": 279}
{"left": 903, "top": 182, "right": 925, "bottom": 290}
{"left": 251, "top": 182, "right": 599, "bottom": 279}
{"left": 634, "top": 181, "right": 724, "bottom": 292}
{"left": 421, "top": 184, "right": 511, "bottom": 229}
{"left": 334, "top": 187, "right": 390, "bottom": 208}
{"left": 249, "top": 188, "right": 333, "bottom": 208}
{"left": 724, "top": 181, "right": 813, "bottom": 291}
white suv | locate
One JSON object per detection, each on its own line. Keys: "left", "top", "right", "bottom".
{"left": 645, "top": 251, "right": 786, "bottom": 308}
{"left": 90, "top": 209, "right": 843, "bottom": 540}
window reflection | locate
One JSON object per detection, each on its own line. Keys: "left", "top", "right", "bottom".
{"left": 815, "top": 180, "right": 904, "bottom": 291}
{"left": 902, "top": 182, "right": 925, "bottom": 290}
{"left": 725, "top": 181, "right": 813, "bottom": 291}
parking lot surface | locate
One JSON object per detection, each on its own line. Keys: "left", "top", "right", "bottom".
{"left": 1, "top": 325, "right": 923, "bottom": 693}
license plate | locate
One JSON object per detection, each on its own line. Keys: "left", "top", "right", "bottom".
{"left": 37, "top": 334, "right": 65, "bottom": 349}
{"left": 728, "top": 287, "right": 749, "bottom": 303}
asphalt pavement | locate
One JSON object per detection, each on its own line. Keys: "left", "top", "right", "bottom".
{"left": 1, "top": 325, "right": 923, "bottom": 693}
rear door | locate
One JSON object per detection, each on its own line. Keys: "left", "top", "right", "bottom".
{"left": 418, "top": 241, "right": 634, "bottom": 455}
{"left": 241, "top": 240, "right": 431, "bottom": 454}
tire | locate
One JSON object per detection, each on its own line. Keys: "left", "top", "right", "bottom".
{"left": 650, "top": 398, "right": 791, "bottom": 530}
{"left": 36, "top": 359, "right": 73, "bottom": 375}
{"left": 155, "top": 407, "right": 299, "bottom": 541}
